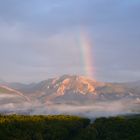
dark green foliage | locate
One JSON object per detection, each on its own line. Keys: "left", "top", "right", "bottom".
{"left": 0, "top": 114, "right": 140, "bottom": 140}
{"left": 0, "top": 115, "right": 90, "bottom": 140}
{"left": 75, "top": 115, "right": 140, "bottom": 140}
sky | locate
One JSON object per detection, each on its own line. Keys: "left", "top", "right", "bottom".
{"left": 0, "top": 0, "right": 140, "bottom": 83}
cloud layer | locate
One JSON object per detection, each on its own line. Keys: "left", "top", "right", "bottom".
{"left": 0, "top": 100, "right": 138, "bottom": 118}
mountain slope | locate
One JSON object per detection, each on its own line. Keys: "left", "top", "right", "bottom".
{"left": 0, "top": 85, "right": 30, "bottom": 104}
{"left": 14, "top": 75, "right": 140, "bottom": 105}
{"left": 0, "top": 75, "right": 140, "bottom": 115}
{"left": 1, "top": 75, "right": 140, "bottom": 105}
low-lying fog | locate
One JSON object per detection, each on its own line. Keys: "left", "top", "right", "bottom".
{"left": 0, "top": 100, "right": 139, "bottom": 118}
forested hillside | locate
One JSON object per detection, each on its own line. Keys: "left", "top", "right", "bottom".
{"left": 0, "top": 115, "right": 89, "bottom": 140}
{"left": 0, "top": 115, "right": 140, "bottom": 140}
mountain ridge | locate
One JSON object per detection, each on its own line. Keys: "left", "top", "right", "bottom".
{"left": 0, "top": 75, "right": 140, "bottom": 115}
{"left": 0, "top": 75, "right": 140, "bottom": 104}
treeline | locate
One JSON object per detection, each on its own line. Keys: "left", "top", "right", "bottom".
{"left": 0, "top": 115, "right": 90, "bottom": 140}
{"left": 0, "top": 114, "right": 140, "bottom": 140}
{"left": 75, "top": 114, "right": 140, "bottom": 140}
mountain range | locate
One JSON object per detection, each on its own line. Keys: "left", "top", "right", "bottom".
{"left": 0, "top": 75, "right": 140, "bottom": 115}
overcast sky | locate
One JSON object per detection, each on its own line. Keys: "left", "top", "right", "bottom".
{"left": 0, "top": 0, "right": 140, "bottom": 83}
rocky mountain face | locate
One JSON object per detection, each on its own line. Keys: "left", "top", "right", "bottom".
{"left": 0, "top": 75, "right": 140, "bottom": 115}
{"left": 3, "top": 75, "right": 139, "bottom": 105}
{"left": 0, "top": 75, "right": 140, "bottom": 105}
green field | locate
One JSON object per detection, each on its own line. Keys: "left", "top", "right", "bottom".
{"left": 0, "top": 114, "right": 140, "bottom": 140}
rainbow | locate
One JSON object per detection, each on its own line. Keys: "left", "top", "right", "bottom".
{"left": 76, "top": 29, "right": 95, "bottom": 78}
